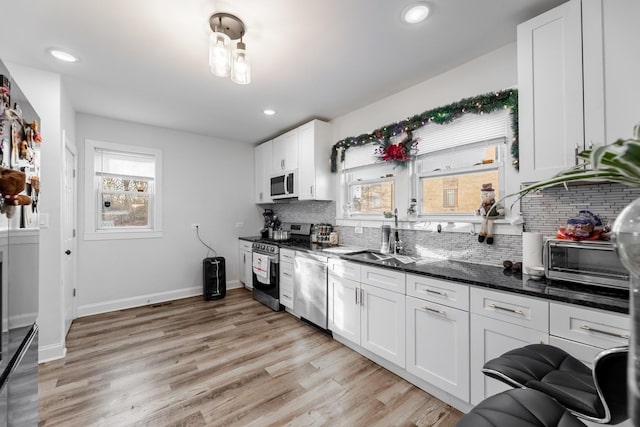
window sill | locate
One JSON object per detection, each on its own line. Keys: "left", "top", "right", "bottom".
{"left": 84, "top": 230, "right": 163, "bottom": 241}
{"left": 336, "top": 216, "right": 522, "bottom": 236}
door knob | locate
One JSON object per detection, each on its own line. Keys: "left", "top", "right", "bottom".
{"left": 65, "top": 250, "right": 71, "bottom": 255}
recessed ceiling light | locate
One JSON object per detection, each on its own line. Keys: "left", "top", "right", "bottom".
{"left": 402, "top": 3, "right": 430, "bottom": 24}
{"left": 48, "top": 48, "right": 79, "bottom": 63}
{"left": 263, "top": 109, "right": 276, "bottom": 116}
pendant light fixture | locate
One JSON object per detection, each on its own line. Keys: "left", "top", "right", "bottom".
{"left": 208, "top": 13, "right": 251, "bottom": 85}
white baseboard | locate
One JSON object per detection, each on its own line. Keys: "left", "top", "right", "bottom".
{"left": 39, "top": 342, "right": 66, "bottom": 363}
{"left": 77, "top": 282, "right": 245, "bottom": 318}
{"left": 77, "top": 286, "right": 203, "bottom": 317}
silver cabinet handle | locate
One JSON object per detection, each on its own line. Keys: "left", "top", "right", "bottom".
{"left": 423, "top": 306, "right": 446, "bottom": 315}
{"left": 489, "top": 303, "right": 524, "bottom": 315}
{"left": 580, "top": 325, "right": 629, "bottom": 340}
{"left": 310, "top": 185, "right": 314, "bottom": 196}
{"left": 283, "top": 293, "right": 291, "bottom": 298}
{"left": 419, "top": 288, "right": 448, "bottom": 297}
{"left": 282, "top": 272, "right": 292, "bottom": 277}
{"left": 355, "top": 287, "right": 358, "bottom": 305}
{"left": 575, "top": 142, "right": 580, "bottom": 166}
{"left": 360, "top": 288, "right": 364, "bottom": 307}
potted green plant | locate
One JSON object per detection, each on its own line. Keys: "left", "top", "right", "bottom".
{"left": 506, "top": 122, "right": 640, "bottom": 423}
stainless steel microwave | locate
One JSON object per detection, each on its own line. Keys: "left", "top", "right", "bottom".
{"left": 544, "top": 239, "right": 630, "bottom": 289}
{"left": 270, "top": 170, "right": 297, "bottom": 199}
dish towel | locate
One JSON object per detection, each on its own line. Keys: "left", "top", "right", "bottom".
{"left": 252, "top": 252, "right": 270, "bottom": 284}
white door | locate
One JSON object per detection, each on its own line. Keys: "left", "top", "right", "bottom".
{"left": 360, "top": 283, "right": 405, "bottom": 368}
{"left": 63, "top": 136, "right": 78, "bottom": 336}
{"left": 406, "top": 296, "right": 470, "bottom": 401}
{"left": 327, "top": 275, "right": 360, "bottom": 344}
{"left": 469, "top": 313, "right": 549, "bottom": 405}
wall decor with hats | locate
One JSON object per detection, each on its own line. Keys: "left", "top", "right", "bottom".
{"left": 0, "top": 60, "right": 41, "bottom": 229}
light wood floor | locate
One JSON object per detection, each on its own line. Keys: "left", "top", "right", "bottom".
{"left": 39, "top": 288, "right": 463, "bottom": 426}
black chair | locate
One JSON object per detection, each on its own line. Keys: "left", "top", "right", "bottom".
{"left": 457, "top": 388, "right": 586, "bottom": 427}
{"left": 481, "top": 344, "right": 629, "bottom": 424}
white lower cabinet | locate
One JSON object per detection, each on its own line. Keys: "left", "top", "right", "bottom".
{"left": 360, "top": 283, "right": 405, "bottom": 368}
{"left": 328, "top": 262, "right": 405, "bottom": 369}
{"left": 469, "top": 288, "right": 549, "bottom": 405}
{"left": 279, "top": 249, "right": 295, "bottom": 309}
{"left": 406, "top": 296, "right": 469, "bottom": 401}
{"left": 238, "top": 240, "right": 253, "bottom": 289}
{"left": 469, "top": 313, "right": 549, "bottom": 405}
{"left": 328, "top": 274, "right": 360, "bottom": 343}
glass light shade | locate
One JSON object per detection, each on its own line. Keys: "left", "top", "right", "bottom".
{"left": 209, "top": 32, "right": 231, "bottom": 77}
{"left": 231, "top": 42, "right": 251, "bottom": 85}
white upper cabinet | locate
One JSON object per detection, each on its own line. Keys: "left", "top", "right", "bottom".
{"left": 517, "top": 0, "right": 584, "bottom": 183}
{"left": 272, "top": 129, "right": 298, "bottom": 173}
{"left": 254, "top": 140, "right": 273, "bottom": 204}
{"left": 518, "top": 0, "right": 640, "bottom": 183}
{"left": 254, "top": 119, "right": 334, "bottom": 203}
{"left": 297, "top": 120, "right": 334, "bottom": 201}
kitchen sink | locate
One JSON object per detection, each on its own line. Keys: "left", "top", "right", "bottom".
{"left": 344, "top": 250, "right": 416, "bottom": 265}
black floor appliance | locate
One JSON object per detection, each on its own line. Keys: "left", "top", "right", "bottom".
{"left": 203, "top": 257, "right": 226, "bottom": 300}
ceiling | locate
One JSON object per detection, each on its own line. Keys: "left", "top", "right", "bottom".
{"left": 0, "top": 0, "right": 566, "bottom": 144}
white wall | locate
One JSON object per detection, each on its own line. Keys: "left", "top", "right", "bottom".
{"left": 5, "top": 62, "right": 69, "bottom": 362}
{"left": 331, "top": 43, "right": 517, "bottom": 143}
{"left": 75, "top": 114, "right": 262, "bottom": 316}
{"left": 330, "top": 43, "right": 522, "bottom": 221}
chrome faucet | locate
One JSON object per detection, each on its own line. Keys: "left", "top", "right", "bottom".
{"left": 393, "top": 208, "right": 403, "bottom": 255}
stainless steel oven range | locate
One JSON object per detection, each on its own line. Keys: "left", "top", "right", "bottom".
{"left": 252, "top": 241, "right": 282, "bottom": 311}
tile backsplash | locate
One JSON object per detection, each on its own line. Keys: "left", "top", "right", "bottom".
{"left": 267, "top": 182, "right": 639, "bottom": 266}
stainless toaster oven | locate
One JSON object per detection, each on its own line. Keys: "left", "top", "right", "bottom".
{"left": 544, "top": 239, "right": 630, "bottom": 289}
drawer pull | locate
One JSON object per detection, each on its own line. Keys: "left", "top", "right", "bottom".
{"left": 489, "top": 303, "right": 524, "bottom": 315}
{"left": 420, "top": 288, "right": 448, "bottom": 297}
{"left": 423, "top": 306, "right": 446, "bottom": 315}
{"left": 283, "top": 293, "right": 291, "bottom": 298}
{"left": 282, "top": 272, "right": 292, "bottom": 277}
{"left": 579, "top": 325, "right": 629, "bottom": 340}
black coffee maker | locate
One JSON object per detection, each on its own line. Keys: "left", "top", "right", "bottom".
{"left": 260, "top": 209, "right": 280, "bottom": 238}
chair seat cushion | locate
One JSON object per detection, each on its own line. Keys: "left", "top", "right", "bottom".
{"left": 457, "top": 388, "right": 586, "bottom": 427}
{"left": 482, "top": 344, "right": 603, "bottom": 419}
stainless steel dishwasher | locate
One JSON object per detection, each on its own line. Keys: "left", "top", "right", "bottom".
{"left": 293, "top": 251, "right": 329, "bottom": 329}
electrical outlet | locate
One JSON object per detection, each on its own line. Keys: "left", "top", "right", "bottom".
{"left": 235, "top": 222, "right": 244, "bottom": 228}
{"left": 191, "top": 223, "right": 199, "bottom": 229}
{"left": 355, "top": 226, "right": 363, "bottom": 234}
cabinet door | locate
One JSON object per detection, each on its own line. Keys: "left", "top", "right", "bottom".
{"left": 587, "top": 0, "right": 640, "bottom": 144}
{"left": 272, "top": 129, "right": 298, "bottom": 172}
{"left": 254, "top": 141, "right": 272, "bottom": 203}
{"left": 470, "top": 313, "right": 548, "bottom": 405}
{"left": 242, "top": 250, "right": 253, "bottom": 289}
{"left": 360, "top": 283, "right": 405, "bottom": 368}
{"left": 517, "top": 0, "right": 584, "bottom": 183}
{"left": 328, "top": 275, "right": 360, "bottom": 344}
{"left": 279, "top": 262, "right": 294, "bottom": 309}
{"left": 406, "top": 296, "right": 469, "bottom": 401}
{"left": 297, "top": 122, "right": 316, "bottom": 200}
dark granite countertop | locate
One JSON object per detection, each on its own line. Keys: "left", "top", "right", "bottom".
{"left": 238, "top": 236, "right": 629, "bottom": 314}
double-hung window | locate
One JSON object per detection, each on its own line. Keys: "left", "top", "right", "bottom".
{"left": 84, "top": 140, "right": 163, "bottom": 240}
{"left": 417, "top": 139, "right": 504, "bottom": 216}
{"left": 343, "top": 155, "right": 396, "bottom": 216}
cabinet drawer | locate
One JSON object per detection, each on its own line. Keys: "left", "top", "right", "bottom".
{"left": 280, "top": 249, "right": 296, "bottom": 263}
{"left": 280, "top": 279, "right": 294, "bottom": 309}
{"left": 470, "top": 288, "right": 549, "bottom": 333}
{"left": 328, "top": 258, "right": 360, "bottom": 281}
{"left": 550, "top": 303, "right": 630, "bottom": 349}
{"left": 280, "top": 262, "right": 294, "bottom": 281}
{"left": 360, "top": 265, "right": 405, "bottom": 294}
{"left": 239, "top": 240, "right": 253, "bottom": 251}
{"left": 406, "top": 274, "right": 469, "bottom": 310}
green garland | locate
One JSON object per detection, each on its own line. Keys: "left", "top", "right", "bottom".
{"left": 330, "top": 89, "right": 519, "bottom": 172}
